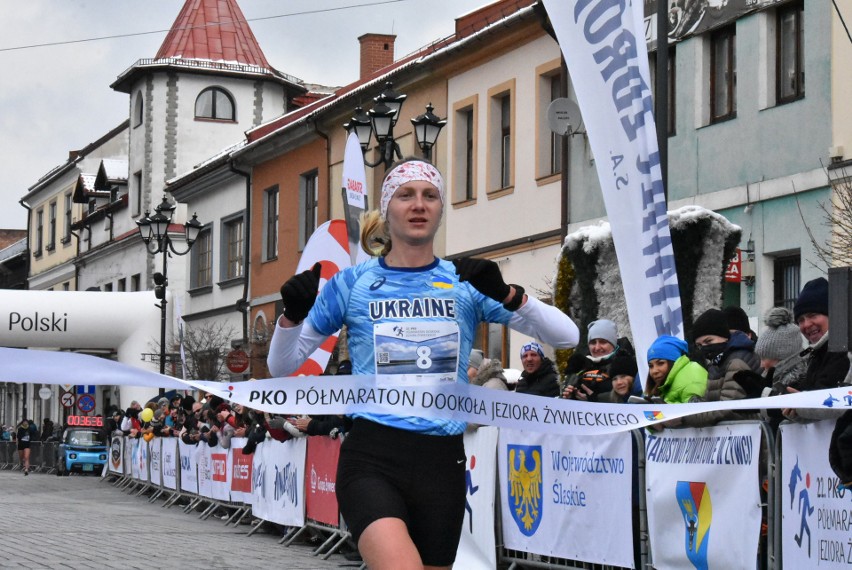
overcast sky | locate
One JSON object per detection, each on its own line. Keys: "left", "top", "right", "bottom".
{"left": 0, "top": 0, "right": 489, "bottom": 230}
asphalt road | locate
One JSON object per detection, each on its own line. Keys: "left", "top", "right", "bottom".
{"left": 0, "top": 468, "right": 361, "bottom": 569}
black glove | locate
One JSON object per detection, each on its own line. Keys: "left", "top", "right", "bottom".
{"left": 733, "top": 370, "right": 767, "bottom": 399}
{"left": 280, "top": 262, "right": 322, "bottom": 323}
{"left": 452, "top": 257, "right": 510, "bottom": 303}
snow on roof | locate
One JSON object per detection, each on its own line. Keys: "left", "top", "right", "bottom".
{"left": 100, "top": 159, "right": 128, "bottom": 182}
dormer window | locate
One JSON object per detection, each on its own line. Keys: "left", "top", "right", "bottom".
{"left": 195, "top": 87, "right": 235, "bottom": 121}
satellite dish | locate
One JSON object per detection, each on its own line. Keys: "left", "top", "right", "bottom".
{"left": 547, "top": 98, "right": 582, "bottom": 136}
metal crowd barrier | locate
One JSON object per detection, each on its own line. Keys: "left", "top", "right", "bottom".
{"left": 7, "top": 418, "right": 795, "bottom": 570}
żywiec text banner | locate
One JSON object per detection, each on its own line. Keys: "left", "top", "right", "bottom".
{"left": 3, "top": 347, "right": 850, "bottom": 436}
{"left": 541, "top": 0, "right": 683, "bottom": 371}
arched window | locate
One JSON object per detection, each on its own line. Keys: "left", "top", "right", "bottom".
{"left": 195, "top": 87, "right": 235, "bottom": 121}
{"left": 133, "top": 92, "right": 143, "bottom": 127}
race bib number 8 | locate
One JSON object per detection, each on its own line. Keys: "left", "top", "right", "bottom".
{"left": 374, "top": 321, "right": 460, "bottom": 384}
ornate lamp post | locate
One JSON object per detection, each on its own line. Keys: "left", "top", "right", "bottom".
{"left": 344, "top": 82, "right": 446, "bottom": 170}
{"left": 136, "top": 196, "right": 203, "bottom": 386}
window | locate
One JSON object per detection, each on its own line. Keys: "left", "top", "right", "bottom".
{"left": 710, "top": 26, "right": 736, "bottom": 122}
{"left": 34, "top": 209, "right": 44, "bottom": 256}
{"left": 134, "top": 92, "right": 143, "bottom": 127}
{"left": 191, "top": 228, "right": 213, "bottom": 288}
{"left": 548, "top": 74, "right": 564, "bottom": 175}
{"left": 299, "top": 171, "right": 318, "bottom": 250}
{"left": 667, "top": 47, "right": 676, "bottom": 136}
{"left": 132, "top": 171, "right": 142, "bottom": 216}
{"left": 263, "top": 186, "right": 279, "bottom": 261}
{"left": 222, "top": 215, "right": 245, "bottom": 280}
{"left": 131, "top": 274, "right": 141, "bottom": 292}
{"left": 117, "top": 278, "right": 126, "bottom": 292}
{"left": 195, "top": 87, "right": 235, "bottom": 121}
{"left": 777, "top": 2, "right": 804, "bottom": 104}
{"left": 62, "top": 282, "right": 70, "bottom": 291}
{"left": 475, "top": 322, "right": 510, "bottom": 368}
{"left": 47, "top": 201, "right": 57, "bottom": 251}
{"left": 774, "top": 255, "right": 800, "bottom": 311}
{"left": 104, "top": 283, "right": 113, "bottom": 292}
{"left": 62, "top": 193, "right": 72, "bottom": 244}
{"left": 487, "top": 80, "right": 515, "bottom": 192}
{"left": 451, "top": 95, "right": 477, "bottom": 204}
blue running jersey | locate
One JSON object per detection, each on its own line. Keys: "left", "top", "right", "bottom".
{"left": 308, "top": 257, "right": 512, "bottom": 435}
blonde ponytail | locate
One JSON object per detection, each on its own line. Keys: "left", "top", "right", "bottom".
{"left": 360, "top": 210, "right": 392, "bottom": 257}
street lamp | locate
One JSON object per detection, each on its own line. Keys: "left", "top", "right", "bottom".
{"left": 344, "top": 82, "right": 446, "bottom": 170}
{"left": 136, "top": 196, "right": 203, "bottom": 388}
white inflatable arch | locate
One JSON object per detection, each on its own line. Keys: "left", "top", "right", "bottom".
{"left": 2, "top": 290, "right": 163, "bottom": 409}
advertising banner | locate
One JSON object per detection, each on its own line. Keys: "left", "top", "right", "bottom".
{"left": 542, "top": 0, "right": 683, "bottom": 379}
{"left": 251, "top": 441, "right": 270, "bottom": 521}
{"left": 178, "top": 440, "right": 198, "bottom": 495}
{"left": 260, "top": 438, "right": 307, "bottom": 527}
{"left": 229, "top": 437, "right": 253, "bottom": 504}
{"left": 149, "top": 437, "right": 162, "bottom": 488}
{"left": 197, "top": 443, "right": 213, "bottom": 499}
{"left": 645, "top": 423, "right": 762, "bottom": 569}
{"left": 780, "top": 420, "right": 851, "bottom": 568}
{"left": 305, "top": 435, "right": 341, "bottom": 526}
{"left": 109, "top": 434, "right": 123, "bottom": 474}
{"left": 210, "top": 448, "right": 230, "bottom": 502}
{"left": 455, "top": 426, "right": 499, "bottom": 570}
{"left": 162, "top": 438, "right": 178, "bottom": 490}
{"left": 499, "top": 428, "right": 634, "bottom": 566}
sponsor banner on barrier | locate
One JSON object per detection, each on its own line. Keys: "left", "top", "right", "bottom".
{"left": 149, "top": 437, "right": 162, "bottom": 488}
{"left": 229, "top": 437, "right": 253, "bottom": 504}
{"left": 645, "top": 423, "right": 761, "bottom": 569}
{"left": 499, "top": 428, "right": 634, "bottom": 566}
{"left": 210, "top": 448, "right": 230, "bottom": 502}
{"left": 305, "top": 435, "right": 341, "bottom": 527}
{"left": 124, "top": 438, "right": 132, "bottom": 477}
{"left": 253, "top": 438, "right": 307, "bottom": 527}
{"left": 197, "top": 444, "right": 214, "bottom": 499}
{"left": 109, "top": 435, "right": 123, "bottom": 474}
{"left": 780, "top": 421, "right": 851, "bottom": 568}
{"left": 162, "top": 439, "right": 177, "bottom": 490}
{"left": 456, "top": 426, "right": 499, "bottom": 570}
{"left": 3, "top": 347, "right": 849, "bottom": 435}
{"left": 251, "top": 442, "right": 270, "bottom": 521}
{"left": 178, "top": 440, "right": 198, "bottom": 495}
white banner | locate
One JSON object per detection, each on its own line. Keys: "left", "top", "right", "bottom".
{"left": 178, "top": 440, "right": 198, "bottom": 495}
{"left": 645, "top": 423, "right": 762, "bottom": 569}
{"left": 123, "top": 438, "right": 132, "bottom": 477}
{"left": 162, "top": 438, "right": 178, "bottom": 490}
{"left": 2, "top": 348, "right": 849, "bottom": 434}
{"left": 258, "top": 438, "right": 307, "bottom": 527}
{"left": 197, "top": 443, "right": 214, "bottom": 499}
{"left": 149, "top": 437, "right": 162, "bottom": 488}
{"left": 109, "top": 435, "right": 123, "bottom": 474}
{"left": 542, "top": 0, "right": 683, "bottom": 377}
{"left": 342, "top": 132, "right": 368, "bottom": 265}
{"left": 210, "top": 446, "right": 230, "bottom": 502}
{"left": 455, "top": 427, "right": 500, "bottom": 570}
{"left": 251, "top": 441, "right": 270, "bottom": 521}
{"left": 780, "top": 421, "right": 851, "bottom": 568}
{"left": 499, "top": 428, "right": 634, "bottom": 566}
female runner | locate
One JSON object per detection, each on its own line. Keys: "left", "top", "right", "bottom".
{"left": 268, "top": 158, "right": 579, "bottom": 569}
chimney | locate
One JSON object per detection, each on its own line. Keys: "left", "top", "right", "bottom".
{"left": 358, "top": 33, "right": 396, "bottom": 79}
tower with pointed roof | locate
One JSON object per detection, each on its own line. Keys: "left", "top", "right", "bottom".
{"left": 111, "top": 0, "right": 305, "bottom": 217}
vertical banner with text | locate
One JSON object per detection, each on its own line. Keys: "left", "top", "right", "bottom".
{"left": 541, "top": 0, "right": 683, "bottom": 375}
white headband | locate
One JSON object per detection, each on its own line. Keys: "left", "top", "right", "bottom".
{"left": 380, "top": 161, "right": 445, "bottom": 218}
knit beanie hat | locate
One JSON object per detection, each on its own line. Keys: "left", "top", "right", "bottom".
{"left": 608, "top": 354, "right": 638, "bottom": 378}
{"left": 755, "top": 307, "right": 803, "bottom": 361}
{"left": 722, "top": 306, "right": 751, "bottom": 335}
{"left": 469, "top": 349, "right": 484, "bottom": 370}
{"left": 690, "top": 309, "right": 731, "bottom": 342}
{"left": 588, "top": 319, "right": 618, "bottom": 347}
{"left": 647, "top": 335, "right": 688, "bottom": 362}
{"left": 794, "top": 277, "right": 829, "bottom": 321}
{"left": 520, "top": 342, "right": 545, "bottom": 359}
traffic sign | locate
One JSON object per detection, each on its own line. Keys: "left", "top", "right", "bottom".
{"left": 226, "top": 349, "right": 249, "bottom": 373}
{"left": 77, "top": 394, "right": 95, "bottom": 413}
{"left": 61, "top": 392, "right": 75, "bottom": 408}
{"left": 39, "top": 387, "right": 52, "bottom": 400}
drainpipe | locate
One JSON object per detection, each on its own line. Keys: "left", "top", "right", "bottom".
{"left": 229, "top": 161, "right": 252, "bottom": 346}
{"left": 17, "top": 198, "right": 32, "bottom": 419}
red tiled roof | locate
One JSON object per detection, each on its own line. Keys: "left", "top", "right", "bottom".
{"left": 155, "top": 0, "right": 271, "bottom": 68}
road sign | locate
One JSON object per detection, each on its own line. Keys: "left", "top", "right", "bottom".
{"left": 39, "top": 387, "right": 52, "bottom": 400}
{"left": 77, "top": 394, "right": 95, "bottom": 413}
{"left": 226, "top": 349, "right": 249, "bottom": 373}
{"left": 61, "top": 392, "right": 76, "bottom": 408}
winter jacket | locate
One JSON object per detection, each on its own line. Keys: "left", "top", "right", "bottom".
{"left": 649, "top": 355, "right": 708, "bottom": 404}
{"left": 787, "top": 332, "right": 851, "bottom": 422}
{"left": 682, "top": 331, "right": 761, "bottom": 427}
{"left": 471, "top": 358, "right": 509, "bottom": 391}
{"left": 516, "top": 357, "right": 560, "bottom": 397}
